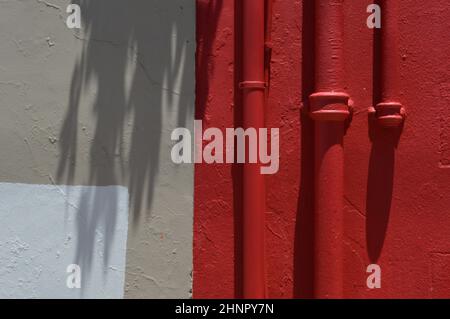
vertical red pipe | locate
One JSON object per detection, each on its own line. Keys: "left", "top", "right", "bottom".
{"left": 264, "top": 0, "right": 273, "bottom": 93}
{"left": 239, "top": 0, "right": 266, "bottom": 298}
{"left": 309, "top": 0, "right": 350, "bottom": 298}
{"left": 375, "top": 0, "right": 405, "bottom": 127}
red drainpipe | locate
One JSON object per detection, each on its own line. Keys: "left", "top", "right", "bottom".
{"left": 374, "top": 0, "right": 406, "bottom": 127}
{"left": 239, "top": 0, "right": 270, "bottom": 299}
{"left": 309, "top": 0, "right": 350, "bottom": 298}
{"left": 264, "top": 0, "right": 273, "bottom": 94}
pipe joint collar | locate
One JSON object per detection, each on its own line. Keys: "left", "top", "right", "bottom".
{"left": 309, "top": 92, "right": 350, "bottom": 122}
{"left": 374, "top": 102, "right": 406, "bottom": 128}
{"left": 239, "top": 81, "right": 267, "bottom": 91}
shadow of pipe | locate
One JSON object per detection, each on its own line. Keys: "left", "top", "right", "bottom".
{"left": 233, "top": 0, "right": 244, "bottom": 299}
{"left": 366, "top": 113, "right": 403, "bottom": 263}
{"left": 293, "top": 0, "right": 315, "bottom": 299}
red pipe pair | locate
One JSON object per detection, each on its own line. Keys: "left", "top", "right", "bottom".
{"left": 239, "top": 0, "right": 348, "bottom": 299}
{"left": 310, "top": 0, "right": 404, "bottom": 298}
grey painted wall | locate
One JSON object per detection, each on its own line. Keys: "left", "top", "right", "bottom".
{"left": 0, "top": 0, "right": 195, "bottom": 298}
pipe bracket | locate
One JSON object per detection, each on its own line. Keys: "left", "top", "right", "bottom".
{"left": 309, "top": 92, "right": 350, "bottom": 122}
{"left": 374, "top": 102, "right": 406, "bottom": 128}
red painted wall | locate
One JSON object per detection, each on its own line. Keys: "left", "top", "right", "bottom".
{"left": 194, "top": 0, "right": 450, "bottom": 298}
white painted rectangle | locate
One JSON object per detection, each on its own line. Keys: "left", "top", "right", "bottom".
{"left": 0, "top": 183, "right": 129, "bottom": 299}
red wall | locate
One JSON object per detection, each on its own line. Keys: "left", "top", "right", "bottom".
{"left": 194, "top": 0, "right": 450, "bottom": 298}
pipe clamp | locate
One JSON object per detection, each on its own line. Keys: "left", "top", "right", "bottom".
{"left": 374, "top": 102, "right": 405, "bottom": 127}
{"left": 309, "top": 92, "right": 350, "bottom": 122}
{"left": 239, "top": 81, "right": 267, "bottom": 90}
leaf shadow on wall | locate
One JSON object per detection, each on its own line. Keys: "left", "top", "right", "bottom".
{"left": 56, "top": 0, "right": 194, "bottom": 289}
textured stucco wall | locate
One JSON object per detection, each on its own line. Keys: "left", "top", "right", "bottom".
{"left": 0, "top": 0, "right": 195, "bottom": 298}
{"left": 194, "top": 0, "right": 450, "bottom": 298}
